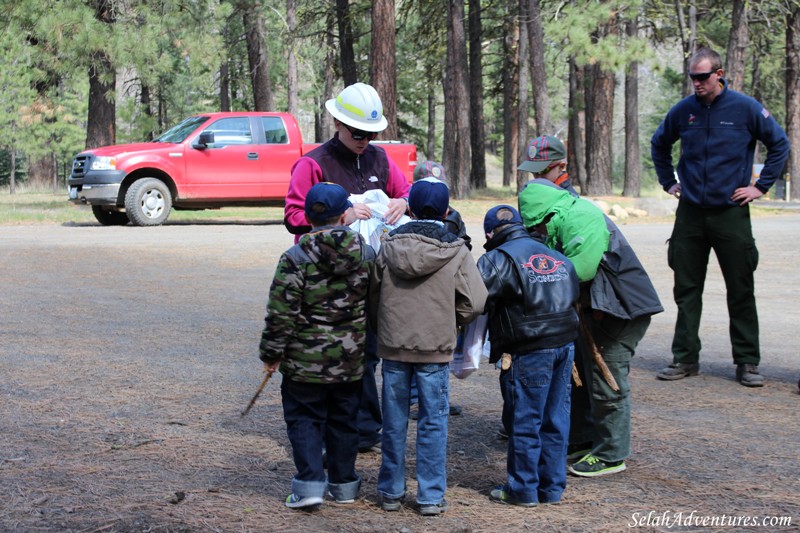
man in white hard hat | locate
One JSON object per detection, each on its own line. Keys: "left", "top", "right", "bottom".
{"left": 284, "top": 82, "right": 410, "bottom": 238}
{"left": 284, "top": 82, "right": 410, "bottom": 454}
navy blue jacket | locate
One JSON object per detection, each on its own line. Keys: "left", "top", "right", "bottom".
{"left": 650, "top": 79, "right": 789, "bottom": 208}
{"left": 478, "top": 224, "right": 579, "bottom": 363}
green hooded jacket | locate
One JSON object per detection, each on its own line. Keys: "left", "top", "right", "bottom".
{"left": 518, "top": 183, "right": 609, "bottom": 282}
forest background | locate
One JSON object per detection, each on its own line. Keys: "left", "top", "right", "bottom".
{"left": 1, "top": 0, "right": 799, "bottom": 200}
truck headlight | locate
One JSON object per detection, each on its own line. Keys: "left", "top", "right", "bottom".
{"left": 90, "top": 156, "right": 117, "bottom": 171}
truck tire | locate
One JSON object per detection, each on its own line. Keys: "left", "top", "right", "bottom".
{"left": 92, "top": 206, "right": 129, "bottom": 226}
{"left": 125, "top": 178, "right": 172, "bottom": 226}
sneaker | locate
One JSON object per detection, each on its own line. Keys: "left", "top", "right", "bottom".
{"left": 736, "top": 364, "right": 765, "bottom": 387}
{"left": 284, "top": 493, "right": 323, "bottom": 509}
{"left": 497, "top": 425, "right": 509, "bottom": 440}
{"left": 489, "top": 487, "right": 537, "bottom": 507}
{"left": 568, "top": 454, "right": 626, "bottom": 477}
{"left": 567, "top": 442, "right": 593, "bottom": 462}
{"left": 418, "top": 499, "right": 449, "bottom": 516}
{"left": 656, "top": 362, "right": 699, "bottom": 381}
{"left": 449, "top": 404, "right": 463, "bottom": 416}
{"left": 381, "top": 496, "right": 401, "bottom": 512}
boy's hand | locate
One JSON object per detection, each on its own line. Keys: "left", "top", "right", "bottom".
{"left": 264, "top": 361, "right": 280, "bottom": 373}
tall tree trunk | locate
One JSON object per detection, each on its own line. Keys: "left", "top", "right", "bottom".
{"left": 317, "top": 7, "right": 337, "bottom": 142}
{"left": 427, "top": 88, "right": 436, "bottom": 159}
{"left": 568, "top": 57, "right": 586, "bottom": 193}
{"left": 443, "top": 0, "right": 471, "bottom": 199}
{"left": 370, "top": 0, "right": 397, "bottom": 139}
{"left": 86, "top": 53, "right": 116, "bottom": 148}
{"left": 622, "top": 17, "right": 640, "bottom": 197}
{"left": 675, "top": 0, "right": 697, "bottom": 97}
{"left": 243, "top": 0, "right": 273, "bottom": 111}
{"left": 725, "top": 0, "right": 748, "bottom": 91}
{"left": 584, "top": 19, "right": 616, "bottom": 196}
{"left": 219, "top": 60, "right": 231, "bottom": 112}
{"left": 86, "top": 0, "right": 116, "bottom": 149}
{"left": 287, "top": 0, "right": 298, "bottom": 117}
{"left": 468, "top": 0, "right": 486, "bottom": 189}
{"left": 516, "top": 2, "right": 529, "bottom": 193}
{"left": 787, "top": 6, "right": 800, "bottom": 201}
{"left": 526, "top": 0, "right": 550, "bottom": 134}
{"left": 502, "top": 6, "right": 519, "bottom": 189}
{"left": 336, "top": 0, "right": 357, "bottom": 86}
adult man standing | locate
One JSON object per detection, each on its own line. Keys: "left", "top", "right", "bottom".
{"left": 284, "top": 82, "right": 410, "bottom": 451}
{"left": 651, "top": 48, "right": 789, "bottom": 387}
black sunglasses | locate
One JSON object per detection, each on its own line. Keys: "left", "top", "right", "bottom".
{"left": 689, "top": 70, "right": 716, "bottom": 81}
{"left": 344, "top": 124, "right": 378, "bottom": 141}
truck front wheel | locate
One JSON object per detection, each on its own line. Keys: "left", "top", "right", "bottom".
{"left": 92, "top": 206, "right": 129, "bottom": 226}
{"left": 125, "top": 178, "right": 172, "bottom": 226}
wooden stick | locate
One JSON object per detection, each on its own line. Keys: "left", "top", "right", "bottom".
{"left": 572, "top": 363, "right": 583, "bottom": 387}
{"left": 577, "top": 305, "right": 619, "bottom": 392}
{"left": 241, "top": 369, "right": 275, "bottom": 417}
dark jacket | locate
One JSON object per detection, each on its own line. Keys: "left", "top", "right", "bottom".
{"left": 284, "top": 133, "right": 410, "bottom": 235}
{"left": 651, "top": 78, "right": 789, "bottom": 208}
{"left": 445, "top": 207, "right": 472, "bottom": 250}
{"left": 477, "top": 223, "right": 580, "bottom": 363}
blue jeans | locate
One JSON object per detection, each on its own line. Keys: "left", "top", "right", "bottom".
{"left": 501, "top": 344, "right": 574, "bottom": 504}
{"left": 378, "top": 360, "right": 449, "bottom": 505}
{"left": 281, "top": 378, "right": 362, "bottom": 499}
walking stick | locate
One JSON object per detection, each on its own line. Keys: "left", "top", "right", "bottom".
{"left": 241, "top": 368, "right": 275, "bottom": 417}
{"left": 576, "top": 304, "right": 619, "bottom": 392}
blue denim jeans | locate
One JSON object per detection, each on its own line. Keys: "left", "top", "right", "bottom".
{"left": 378, "top": 360, "right": 449, "bottom": 505}
{"left": 281, "top": 378, "right": 362, "bottom": 499}
{"left": 501, "top": 343, "right": 574, "bottom": 504}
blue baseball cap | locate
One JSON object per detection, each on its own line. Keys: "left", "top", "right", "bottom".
{"left": 305, "top": 182, "right": 352, "bottom": 222}
{"left": 408, "top": 178, "right": 449, "bottom": 219}
{"left": 483, "top": 205, "right": 523, "bottom": 234}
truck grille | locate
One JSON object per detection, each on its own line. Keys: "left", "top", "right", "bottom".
{"left": 71, "top": 155, "right": 91, "bottom": 178}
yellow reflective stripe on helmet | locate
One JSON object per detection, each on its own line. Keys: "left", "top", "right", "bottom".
{"left": 337, "top": 95, "right": 366, "bottom": 117}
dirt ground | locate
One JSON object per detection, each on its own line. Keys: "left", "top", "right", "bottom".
{"left": 1, "top": 212, "right": 799, "bottom": 533}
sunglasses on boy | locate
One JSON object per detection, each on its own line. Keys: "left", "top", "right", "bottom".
{"left": 344, "top": 123, "right": 378, "bottom": 141}
{"left": 689, "top": 70, "right": 717, "bottom": 82}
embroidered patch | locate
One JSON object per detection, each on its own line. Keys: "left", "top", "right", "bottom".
{"left": 369, "top": 176, "right": 379, "bottom": 182}
{"left": 761, "top": 107, "right": 771, "bottom": 118}
{"left": 688, "top": 114, "right": 697, "bottom": 126}
{"left": 522, "top": 254, "right": 562, "bottom": 274}
{"left": 528, "top": 144, "right": 538, "bottom": 159}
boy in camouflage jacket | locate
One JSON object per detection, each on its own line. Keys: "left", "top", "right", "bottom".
{"left": 259, "top": 182, "right": 375, "bottom": 509}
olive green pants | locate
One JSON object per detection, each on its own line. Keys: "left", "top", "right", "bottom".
{"left": 569, "top": 314, "right": 651, "bottom": 463}
{"left": 668, "top": 201, "right": 760, "bottom": 365}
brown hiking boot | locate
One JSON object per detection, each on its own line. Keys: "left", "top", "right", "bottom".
{"left": 656, "top": 362, "right": 699, "bottom": 381}
{"left": 736, "top": 364, "right": 764, "bottom": 387}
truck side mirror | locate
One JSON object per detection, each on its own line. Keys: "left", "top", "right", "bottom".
{"left": 193, "top": 131, "right": 215, "bottom": 149}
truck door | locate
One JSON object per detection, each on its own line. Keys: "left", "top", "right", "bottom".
{"left": 259, "top": 116, "right": 299, "bottom": 200}
{"left": 183, "top": 116, "right": 264, "bottom": 199}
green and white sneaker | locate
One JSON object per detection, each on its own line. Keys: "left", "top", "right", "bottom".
{"left": 284, "top": 493, "right": 323, "bottom": 509}
{"left": 568, "top": 454, "right": 626, "bottom": 477}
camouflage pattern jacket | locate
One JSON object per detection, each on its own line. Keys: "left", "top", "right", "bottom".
{"left": 259, "top": 225, "right": 375, "bottom": 383}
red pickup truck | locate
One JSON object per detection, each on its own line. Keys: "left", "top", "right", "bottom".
{"left": 67, "top": 112, "right": 417, "bottom": 226}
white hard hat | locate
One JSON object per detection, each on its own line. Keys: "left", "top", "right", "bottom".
{"left": 325, "top": 82, "right": 389, "bottom": 133}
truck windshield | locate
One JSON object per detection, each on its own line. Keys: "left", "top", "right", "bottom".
{"left": 154, "top": 116, "right": 209, "bottom": 143}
